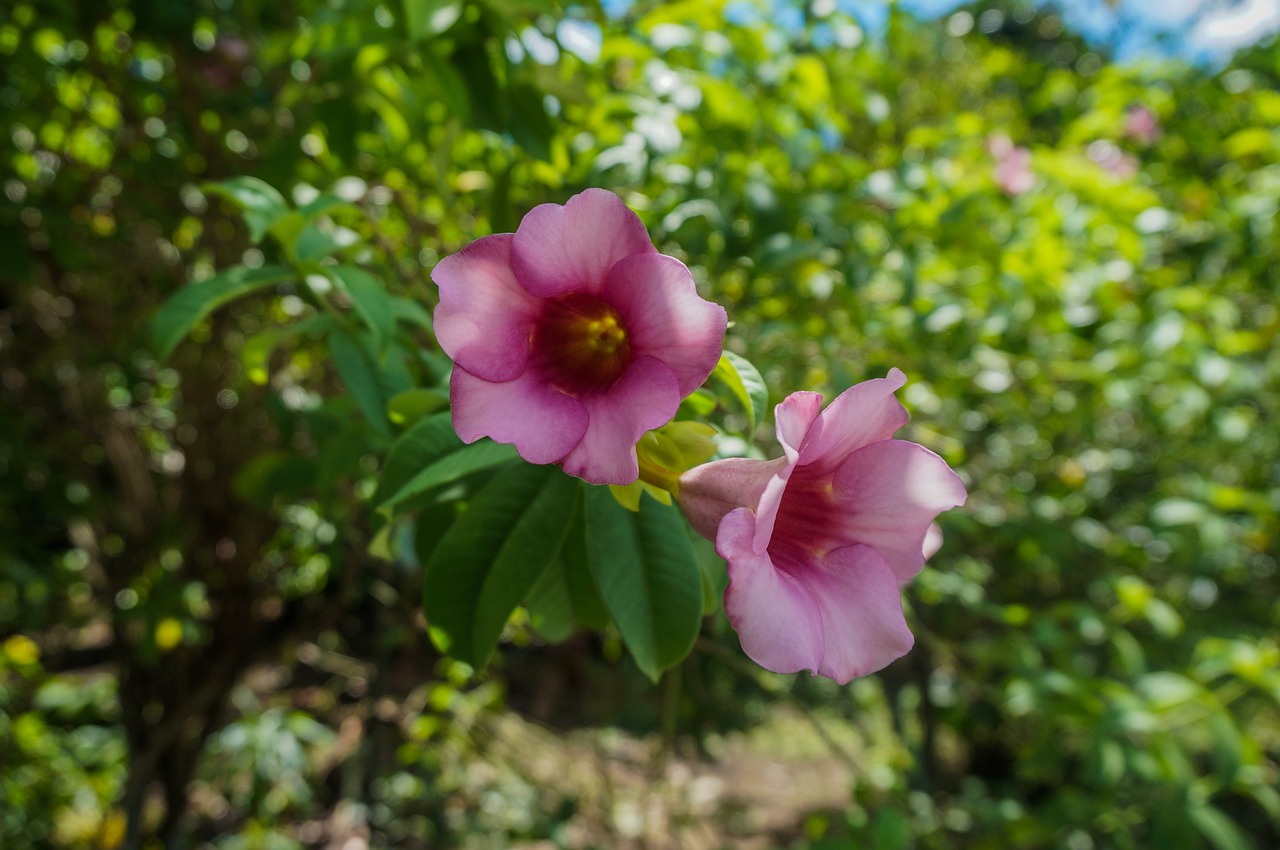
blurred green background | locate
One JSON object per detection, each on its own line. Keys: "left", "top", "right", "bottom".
{"left": 2, "top": 0, "right": 1278, "bottom": 848}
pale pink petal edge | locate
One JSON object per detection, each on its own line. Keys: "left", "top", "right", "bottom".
{"left": 450, "top": 367, "right": 587, "bottom": 465}
{"left": 557, "top": 355, "right": 681, "bottom": 485}
{"left": 601, "top": 252, "right": 727, "bottom": 396}
{"left": 511, "top": 188, "right": 657, "bottom": 298}
{"left": 431, "top": 234, "right": 538, "bottom": 383}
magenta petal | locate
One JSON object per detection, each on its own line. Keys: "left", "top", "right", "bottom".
{"left": 802, "top": 544, "right": 915, "bottom": 683}
{"left": 431, "top": 234, "right": 538, "bottom": 383}
{"left": 719, "top": 508, "right": 826, "bottom": 677}
{"left": 832, "top": 440, "right": 968, "bottom": 582}
{"left": 800, "top": 369, "right": 909, "bottom": 469}
{"left": 511, "top": 189, "right": 657, "bottom": 298}
{"left": 752, "top": 392, "right": 823, "bottom": 555}
{"left": 678, "top": 457, "right": 787, "bottom": 541}
{"left": 558, "top": 355, "right": 681, "bottom": 485}
{"left": 601, "top": 253, "right": 727, "bottom": 395}
{"left": 450, "top": 367, "right": 587, "bottom": 465}
{"left": 775, "top": 391, "right": 824, "bottom": 458}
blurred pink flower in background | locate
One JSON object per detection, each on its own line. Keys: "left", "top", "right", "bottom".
{"left": 679, "top": 370, "right": 967, "bottom": 683}
{"left": 432, "top": 189, "right": 726, "bottom": 485}
{"left": 201, "top": 37, "right": 251, "bottom": 93}
{"left": 987, "top": 133, "right": 1034, "bottom": 196}
{"left": 1088, "top": 140, "right": 1140, "bottom": 179}
{"left": 1124, "top": 104, "right": 1161, "bottom": 145}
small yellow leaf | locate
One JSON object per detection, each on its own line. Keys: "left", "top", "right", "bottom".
{"left": 3, "top": 634, "right": 40, "bottom": 666}
{"left": 154, "top": 618, "right": 184, "bottom": 651}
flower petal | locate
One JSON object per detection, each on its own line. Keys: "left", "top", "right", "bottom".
{"left": 678, "top": 457, "right": 787, "bottom": 541}
{"left": 799, "top": 369, "right": 909, "bottom": 469}
{"left": 832, "top": 440, "right": 968, "bottom": 581}
{"left": 776, "top": 390, "right": 824, "bottom": 458}
{"left": 721, "top": 520, "right": 914, "bottom": 682}
{"left": 753, "top": 391, "right": 823, "bottom": 554}
{"left": 601, "top": 253, "right": 727, "bottom": 395}
{"left": 558, "top": 355, "right": 681, "bottom": 485}
{"left": 719, "top": 508, "right": 826, "bottom": 677}
{"left": 801, "top": 544, "right": 915, "bottom": 683}
{"left": 511, "top": 189, "right": 657, "bottom": 298}
{"left": 450, "top": 367, "right": 587, "bottom": 465}
{"left": 431, "top": 234, "right": 538, "bottom": 383}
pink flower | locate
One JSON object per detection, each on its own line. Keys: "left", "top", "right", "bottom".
{"left": 1124, "top": 104, "right": 1160, "bottom": 146}
{"left": 1087, "top": 140, "right": 1139, "bottom": 180}
{"left": 994, "top": 146, "right": 1034, "bottom": 196}
{"left": 987, "top": 134, "right": 1034, "bottom": 195}
{"left": 431, "top": 189, "right": 727, "bottom": 485}
{"left": 678, "top": 369, "right": 967, "bottom": 683}
{"left": 985, "top": 132, "right": 1015, "bottom": 159}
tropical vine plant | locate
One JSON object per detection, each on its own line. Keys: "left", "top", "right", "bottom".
{"left": 153, "top": 179, "right": 965, "bottom": 683}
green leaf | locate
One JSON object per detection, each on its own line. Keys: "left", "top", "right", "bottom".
{"left": 377, "top": 412, "right": 463, "bottom": 502}
{"left": 233, "top": 451, "right": 317, "bottom": 507}
{"left": 424, "top": 463, "right": 579, "bottom": 667}
{"left": 1152, "top": 498, "right": 1206, "bottom": 527}
{"left": 382, "top": 439, "right": 517, "bottom": 511}
{"left": 419, "top": 42, "right": 472, "bottom": 126}
{"left": 872, "top": 809, "right": 912, "bottom": 850}
{"left": 413, "top": 500, "right": 460, "bottom": 568}
{"left": 387, "top": 388, "right": 450, "bottom": 426}
{"left": 296, "top": 192, "right": 356, "bottom": 222}
{"left": 376, "top": 412, "right": 518, "bottom": 512}
{"left": 677, "top": 388, "right": 717, "bottom": 419}
{"left": 330, "top": 265, "right": 398, "bottom": 348}
{"left": 690, "top": 532, "right": 727, "bottom": 617}
{"left": 584, "top": 486, "right": 703, "bottom": 681}
{"left": 203, "top": 177, "right": 289, "bottom": 243}
{"left": 526, "top": 501, "right": 610, "bottom": 641}
{"left": 1207, "top": 709, "right": 1245, "bottom": 782}
{"left": 329, "top": 328, "right": 392, "bottom": 437}
{"left": 455, "top": 44, "right": 500, "bottom": 131}
{"left": 402, "top": 0, "right": 462, "bottom": 40}
{"left": 1144, "top": 598, "right": 1184, "bottom": 637}
{"left": 152, "top": 265, "right": 293, "bottom": 360}
{"left": 390, "top": 296, "right": 434, "bottom": 332}
{"left": 1089, "top": 737, "right": 1126, "bottom": 786}
{"left": 241, "top": 315, "right": 338, "bottom": 384}
{"left": 1223, "top": 127, "right": 1272, "bottom": 160}
{"left": 508, "top": 81, "right": 553, "bottom": 161}
{"left": 316, "top": 97, "right": 361, "bottom": 163}
{"left": 1137, "top": 672, "right": 1200, "bottom": 711}
{"left": 1189, "top": 803, "right": 1256, "bottom": 850}
{"left": 293, "top": 223, "right": 343, "bottom": 262}
{"left": 712, "top": 350, "right": 769, "bottom": 437}
{"left": 242, "top": 328, "right": 288, "bottom": 385}
{"left": 524, "top": 564, "right": 578, "bottom": 643}
{"left": 1246, "top": 784, "right": 1280, "bottom": 822}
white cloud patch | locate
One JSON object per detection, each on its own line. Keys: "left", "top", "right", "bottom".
{"left": 1192, "top": 0, "right": 1280, "bottom": 52}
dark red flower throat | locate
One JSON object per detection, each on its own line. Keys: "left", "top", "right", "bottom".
{"left": 532, "top": 293, "right": 633, "bottom": 394}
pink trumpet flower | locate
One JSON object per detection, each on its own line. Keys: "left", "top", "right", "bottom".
{"left": 679, "top": 369, "right": 967, "bottom": 683}
{"left": 431, "top": 189, "right": 727, "bottom": 485}
{"left": 1124, "top": 104, "right": 1161, "bottom": 146}
{"left": 1088, "top": 140, "right": 1139, "bottom": 180}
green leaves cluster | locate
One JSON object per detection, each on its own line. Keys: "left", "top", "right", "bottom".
{"left": 372, "top": 411, "right": 709, "bottom": 681}
{"left": 8, "top": 0, "right": 1280, "bottom": 846}
{"left": 150, "top": 194, "right": 764, "bottom": 685}
{"left": 151, "top": 176, "right": 436, "bottom": 445}
{"left": 148, "top": 161, "right": 786, "bottom": 685}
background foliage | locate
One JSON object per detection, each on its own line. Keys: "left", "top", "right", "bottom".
{"left": 2, "top": 0, "right": 1278, "bottom": 848}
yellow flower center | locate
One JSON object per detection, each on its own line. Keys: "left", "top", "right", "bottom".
{"left": 533, "top": 294, "right": 633, "bottom": 393}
